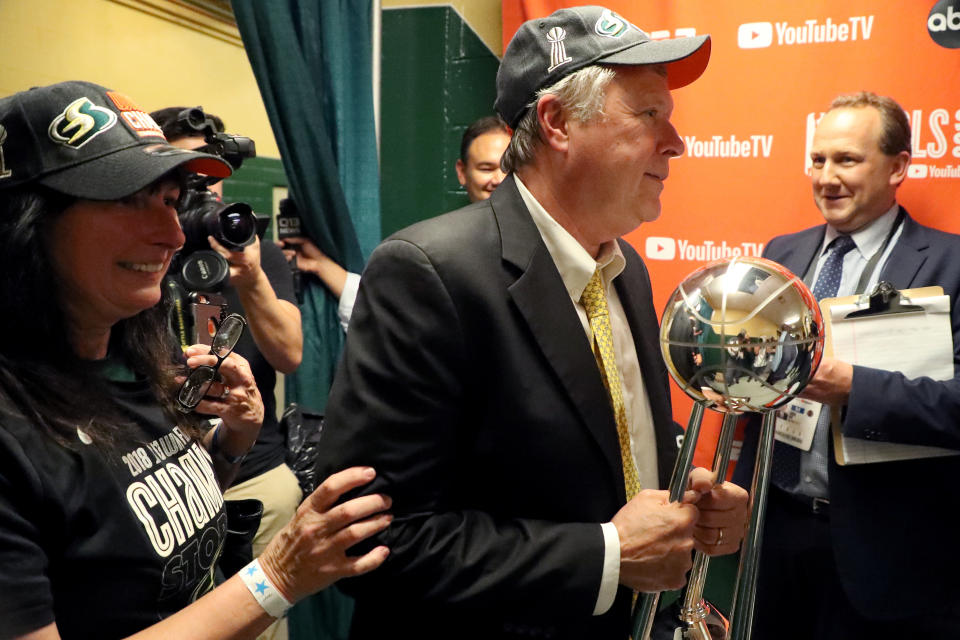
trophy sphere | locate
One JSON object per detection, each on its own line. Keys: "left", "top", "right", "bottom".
{"left": 660, "top": 256, "right": 824, "bottom": 412}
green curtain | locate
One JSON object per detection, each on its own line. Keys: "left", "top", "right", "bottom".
{"left": 231, "top": 0, "right": 380, "bottom": 415}
{"left": 231, "top": 2, "right": 380, "bottom": 638}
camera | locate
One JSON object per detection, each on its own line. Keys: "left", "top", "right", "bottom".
{"left": 164, "top": 107, "right": 262, "bottom": 346}
{"left": 175, "top": 106, "right": 259, "bottom": 258}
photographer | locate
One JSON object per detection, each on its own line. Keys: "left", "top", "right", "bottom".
{"left": 0, "top": 80, "right": 390, "bottom": 640}
{"left": 151, "top": 107, "right": 305, "bottom": 640}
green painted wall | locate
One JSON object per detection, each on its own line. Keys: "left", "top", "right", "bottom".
{"left": 380, "top": 7, "right": 501, "bottom": 238}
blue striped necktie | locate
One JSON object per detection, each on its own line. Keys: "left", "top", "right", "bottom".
{"left": 772, "top": 234, "right": 856, "bottom": 490}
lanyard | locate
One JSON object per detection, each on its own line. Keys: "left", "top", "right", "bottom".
{"left": 803, "top": 208, "right": 905, "bottom": 295}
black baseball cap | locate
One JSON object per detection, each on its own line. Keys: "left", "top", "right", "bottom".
{"left": 0, "top": 81, "right": 232, "bottom": 200}
{"left": 496, "top": 6, "right": 711, "bottom": 128}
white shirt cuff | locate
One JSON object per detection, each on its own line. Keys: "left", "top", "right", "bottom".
{"left": 593, "top": 522, "right": 621, "bottom": 615}
{"left": 337, "top": 272, "right": 361, "bottom": 332}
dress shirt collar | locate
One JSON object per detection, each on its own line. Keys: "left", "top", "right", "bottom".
{"left": 821, "top": 202, "right": 900, "bottom": 260}
{"left": 514, "top": 175, "right": 626, "bottom": 301}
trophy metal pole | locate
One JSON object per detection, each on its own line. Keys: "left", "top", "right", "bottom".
{"left": 727, "top": 410, "right": 778, "bottom": 640}
{"left": 655, "top": 256, "right": 823, "bottom": 640}
{"left": 631, "top": 400, "right": 706, "bottom": 640}
{"left": 675, "top": 410, "right": 740, "bottom": 639}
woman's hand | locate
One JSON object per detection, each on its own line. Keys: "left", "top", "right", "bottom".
{"left": 180, "top": 345, "right": 263, "bottom": 456}
{"left": 258, "top": 467, "right": 392, "bottom": 602}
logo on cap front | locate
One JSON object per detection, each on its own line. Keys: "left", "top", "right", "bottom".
{"left": 48, "top": 97, "right": 118, "bottom": 149}
{"left": 547, "top": 26, "right": 573, "bottom": 72}
{"left": 106, "top": 91, "right": 165, "bottom": 139}
{"left": 595, "top": 9, "right": 629, "bottom": 37}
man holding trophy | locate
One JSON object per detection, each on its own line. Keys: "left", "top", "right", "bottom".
{"left": 318, "top": 6, "right": 748, "bottom": 640}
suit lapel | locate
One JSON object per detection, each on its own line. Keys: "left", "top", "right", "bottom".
{"left": 772, "top": 226, "right": 825, "bottom": 280}
{"left": 492, "top": 176, "right": 626, "bottom": 498}
{"left": 878, "top": 208, "right": 928, "bottom": 289}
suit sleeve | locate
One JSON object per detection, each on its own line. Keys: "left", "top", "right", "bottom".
{"left": 838, "top": 235, "right": 960, "bottom": 450}
{"left": 843, "top": 287, "right": 960, "bottom": 450}
{"left": 317, "top": 238, "right": 605, "bottom": 617}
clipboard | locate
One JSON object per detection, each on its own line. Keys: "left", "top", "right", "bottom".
{"left": 820, "top": 282, "right": 960, "bottom": 465}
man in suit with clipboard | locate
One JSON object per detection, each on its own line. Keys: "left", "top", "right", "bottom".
{"left": 734, "top": 92, "right": 960, "bottom": 638}
{"left": 316, "top": 7, "right": 750, "bottom": 639}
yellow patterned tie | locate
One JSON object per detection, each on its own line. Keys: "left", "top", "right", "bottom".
{"left": 580, "top": 268, "right": 642, "bottom": 500}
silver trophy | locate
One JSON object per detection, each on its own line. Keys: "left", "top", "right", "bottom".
{"left": 632, "top": 256, "right": 824, "bottom": 640}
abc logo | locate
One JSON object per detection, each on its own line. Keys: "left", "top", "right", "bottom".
{"left": 928, "top": 0, "right": 960, "bottom": 48}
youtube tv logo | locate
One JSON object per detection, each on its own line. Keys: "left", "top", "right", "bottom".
{"left": 645, "top": 236, "right": 676, "bottom": 260}
{"left": 739, "top": 22, "right": 773, "bottom": 48}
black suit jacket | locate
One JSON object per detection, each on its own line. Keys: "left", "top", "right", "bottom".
{"left": 734, "top": 208, "right": 960, "bottom": 620}
{"left": 318, "top": 176, "right": 680, "bottom": 639}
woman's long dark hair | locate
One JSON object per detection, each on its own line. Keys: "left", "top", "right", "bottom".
{"left": 0, "top": 184, "right": 206, "bottom": 447}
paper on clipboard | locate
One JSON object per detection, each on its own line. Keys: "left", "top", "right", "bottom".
{"left": 821, "top": 286, "right": 960, "bottom": 464}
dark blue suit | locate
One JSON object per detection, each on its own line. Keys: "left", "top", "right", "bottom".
{"left": 734, "top": 208, "right": 960, "bottom": 632}
{"left": 318, "top": 176, "right": 681, "bottom": 639}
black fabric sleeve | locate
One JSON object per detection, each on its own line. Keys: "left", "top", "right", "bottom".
{"left": 317, "top": 238, "right": 605, "bottom": 618}
{"left": 0, "top": 424, "right": 55, "bottom": 639}
{"left": 258, "top": 240, "right": 296, "bottom": 304}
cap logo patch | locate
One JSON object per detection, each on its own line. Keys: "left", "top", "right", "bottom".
{"left": 0, "top": 125, "right": 11, "bottom": 180}
{"left": 595, "top": 9, "right": 629, "bottom": 38}
{"left": 106, "top": 91, "right": 165, "bottom": 139}
{"left": 48, "top": 97, "right": 117, "bottom": 149}
{"left": 547, "top": 26, "right": 573, "bottom": 72}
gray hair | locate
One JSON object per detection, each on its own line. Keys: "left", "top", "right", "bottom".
{"left": 501, "top": 65, "right": 616, "bottom": 173}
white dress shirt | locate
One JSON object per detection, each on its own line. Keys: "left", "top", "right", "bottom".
{"left": 799, "top": 203, "right": 903, "bottom": 496}
{"left": 515, "top": 176, "right": 658, "bottom": 615}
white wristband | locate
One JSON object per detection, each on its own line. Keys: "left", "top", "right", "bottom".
{"left": 238, "top": 558, "right": 293, "bottom": 618}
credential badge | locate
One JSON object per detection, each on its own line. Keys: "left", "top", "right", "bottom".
{"left": 595, "top": 9, "right": 629, "bottom": 38}
{"left": 546, "top": 26, "right": 573, "bottom": 72}
{"left": 48, "top": 97, "right": 118, "bottom": 149}
{"left": 0, "top": 125, "right": 11, "bottom": 180}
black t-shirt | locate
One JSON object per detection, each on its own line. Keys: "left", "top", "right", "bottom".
{"left": 222, "top": 240, "right": 297, "bottom": 485}
{"left": 0, "top": 380, "right": 226, "bottom": 640}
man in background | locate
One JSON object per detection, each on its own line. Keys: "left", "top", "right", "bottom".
{"left": 455, "top": 115, "right": 510, "bottom": 202}
{"left": 734, "top": 91, "right": 960, "bottom": 639}
{"left": 151, "top": 106, "right": 304, "bottom": 640}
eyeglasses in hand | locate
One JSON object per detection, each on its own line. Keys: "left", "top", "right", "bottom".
{"left": 176, "top": 313, "right": 246, "bottom": 412}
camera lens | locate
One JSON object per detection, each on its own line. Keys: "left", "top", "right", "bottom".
{"left": 219, "top": 203, "right": 257, "bottom": 247}
{"left": 178, "top": 191, "right": 257, "bottom": 253}
{"left": 179, "top": 249, "right": 231, "bottom": 292}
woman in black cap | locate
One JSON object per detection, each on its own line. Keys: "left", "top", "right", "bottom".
{"left": 0, "top": 81, "right": 390, "bottom": 640}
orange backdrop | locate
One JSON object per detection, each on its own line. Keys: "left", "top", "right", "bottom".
{"left": 503, "top": 0, "right": 960, "bottom": 470}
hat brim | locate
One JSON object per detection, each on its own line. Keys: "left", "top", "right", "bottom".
{"left": 600, "top": 34, "right": 711, "bottom": 90}
{"left": 39, "top": 143, "right": 232, "bottom": 200}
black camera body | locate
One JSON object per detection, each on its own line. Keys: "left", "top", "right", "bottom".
{"left": 176, "top": 106, "right": 259, "bottom": 261}
{"left": 166, "top": 107, "right": 261, "bottom": 346}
